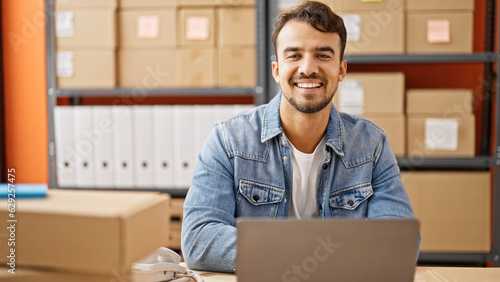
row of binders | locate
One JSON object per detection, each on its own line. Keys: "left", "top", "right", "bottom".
{"left": 54, "top": 104, "right": 254, "bottom": 190}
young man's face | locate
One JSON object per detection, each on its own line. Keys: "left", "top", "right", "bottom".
{"left": 272, "top": 20, "right": 347, "bottom": 114}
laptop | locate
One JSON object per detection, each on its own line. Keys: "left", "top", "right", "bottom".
{"left": 236, "top": 219, "right": 419, "bottom": 282}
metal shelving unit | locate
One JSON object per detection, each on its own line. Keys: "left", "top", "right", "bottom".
{"left": 264, "top": 0, "right": 500, "bottom": 267}
{"left": 344, "top": 53, "right": 498, "bottom": 64}
{"left": 45, "top": 0, "right": 268, "bottom": 195}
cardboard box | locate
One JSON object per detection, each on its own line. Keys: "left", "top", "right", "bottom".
{"left": 406, "top": 89, "right": 473, "bottom": 114}
{"left": 0, "top": 267, "right": 113, "bottom": 282}
{"left": 364, "top": 114, "right": 406, "bottom": 156}
{"left": 168, "top": 198, "right": 185, "bottom": 250}
{"left": 407, "top": 114, "right": 475, "bottom": 157}
{"left": 334, "top": 72, "right": 405, "bottom": 115}
{"left": 401, "top": 171, "right": 490, "bottom": 253}
{"left": 119, "top": 9, "right": 177, "bottom": 47}
{"left": 218, "top": 7, "right": 256, "bottom": 47}
{"left": 218, "top": 47, "right": 256, "bottom": 87}
{"left": 179, "top": 8, "right": 216, "bottom": 47}
{"left": 337, "top": 0, "right": 403, "bottom": 12}
{"left": 407, "top": 12, "right": 473, "bottom": 54}
{"left": 218, "top": 0, "right": 255, "bottom": 6}
{"left": 177, "top": 48, "right": 216, "bottom": 87}
{"left": 179, "top": 0, "right": 216, "bottom": 6}
{"left": 419, "top": 267, "right": 500, "bottom": 281}
{"left": 55, "top": 9, "right": 116, "bottom": 47}
{"left": 0, "top": 190, "right": 170, "bottom": 274}
{"left": 119, "top": 0, "right": 178, "bottom": 8}
{"left": 56, "top": 48, "right": 116, "bottom": 88}
{"left": 406, "top": 0, "right": 474, "bottom": 11}
{"left": 341, "top": 11, "right": 404, "bottom": 54}
{"left": 55, "top": 0, "right": 117, "bottom": 9}
{"left": 118, "top": 49, "right": 177, "bottom": 88}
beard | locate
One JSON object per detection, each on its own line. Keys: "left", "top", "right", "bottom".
{"left": 283, "top": 73, "right": 334, "bottom": 114}
{"left": 285, "top": 94, "right": 333, "bottom": 114}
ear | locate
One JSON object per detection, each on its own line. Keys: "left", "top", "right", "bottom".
{"left": 338, "top": 59, "right": 347, "bottom": 82}
{"left": 271, "top": 61, "right": 280, "bottom": 83}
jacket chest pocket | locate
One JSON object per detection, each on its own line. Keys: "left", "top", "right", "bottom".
{"left": 236, "top": 180, "right": 284, "bottom": 218}
{"left": 329, "top": 183, "right": 373, "bottom": 217}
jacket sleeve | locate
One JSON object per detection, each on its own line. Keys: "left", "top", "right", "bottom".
{"left": 181, "top": 124, "right": 238, "bottom": 273}
{"left": 369, "top": 136, "right": 421, "bottom": 255}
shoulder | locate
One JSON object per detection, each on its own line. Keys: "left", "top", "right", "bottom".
{"left": 336, "top": 112, "right": 388, "bottom": 163}
{"left": 213, "top": 104, "right": 267, "bottom": 157}
{"left": 338, "top": 112, "right": 386, "bottom": 139}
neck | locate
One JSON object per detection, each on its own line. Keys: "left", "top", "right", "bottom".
{"left": 280, "top": 100, "right": 331, "bottom": 154}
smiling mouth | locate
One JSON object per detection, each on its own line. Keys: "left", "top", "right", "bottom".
{"left": 295, "top": 82, "right": 323, "bottom": 89}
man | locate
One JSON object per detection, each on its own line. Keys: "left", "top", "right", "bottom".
{"left": 182, "top": 1, "right": 417, "bottom": 273}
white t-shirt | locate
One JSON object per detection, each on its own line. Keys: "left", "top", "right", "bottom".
{"left": 289, "top": 136, "right": 326, "bottom": 218}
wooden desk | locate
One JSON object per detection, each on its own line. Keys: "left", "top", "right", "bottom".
{"left": 2, "top": 265, "right": 499, "bottom": 281}
{"left": 193, "top": 266, "right": 500, "bottom": 282}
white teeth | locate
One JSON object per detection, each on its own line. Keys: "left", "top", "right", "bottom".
{"left": 296, "top": 83, "right": 321, "bottom": 88}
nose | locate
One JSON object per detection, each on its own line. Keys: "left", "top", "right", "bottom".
{"left": 298, "top": 54, "right": 319, "bottom": 76}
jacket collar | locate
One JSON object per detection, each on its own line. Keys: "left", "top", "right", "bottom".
{"left": 261, "top": 91, "right": 344, "bottom": 157}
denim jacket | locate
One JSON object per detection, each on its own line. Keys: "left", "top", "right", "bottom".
{"left": 182, "top": 92, "right": 416, "bottom": 273}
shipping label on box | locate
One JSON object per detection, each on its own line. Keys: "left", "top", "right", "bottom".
{"left": 179, "top": 8, "right": 215, "bottom": 47}
{"left": 406, "top": 89, "right": 473, "bottom": 115}
{"left": 407, "top": 12, "right": 473, "bottom": 54}
{"left": 118, "top": 49, "right": 178, "bottom": 88}
{"left": 401, "top": 171, "right": 490, "bottom": 253}
{"left": 218, "top": 7, "right": 256, "bottom": 47}
{"left": 407, "top": 114, "right": 475, "bottom": 157}
{"left": 424, "top": 118, "right": 459, "bottom": 151}
{"left": 334, "top": 72, "right": 405, "bottom": 114}
{"left": 119, "top": 9, "right": 176, "bottom": 47}
{"left": 341, "top": 11, "right": 404, "bottom": 54}
{"left": 56, "top": 48, "right": 116, "bottom": 88}
{"left": 338, "top": 79, "right": 364, "bottom": 115}
{"left": 55, "top": 9, "right": 116, "bottom": 47}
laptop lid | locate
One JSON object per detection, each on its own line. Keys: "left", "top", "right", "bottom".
{"left": 236, "top": 219, "right": 419, "bottom": 282}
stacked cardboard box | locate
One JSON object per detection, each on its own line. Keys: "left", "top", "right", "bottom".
{"left": 335, "top": 72, "right": 406, "bottom": 156}
{"left": 297, "top": 0, "right": 405, "bottom": 54}
{"left": 290, "top": 0, "right": 474, "bottom": 55}
{"left": 217, "top": 2, "right": 257, "bottom": 87}
{"left": 118, "top": 1, "right": 178, "bottom": 88}
{"left": 56, "top": 0, "right": 256, "bottom": 89}
{"left": 337, "top": 0, "right": 405, "bottom": 55}
{"left": 402, "top": 171, "right": 490, "bottom": 253}
{"left": 406, "top": 0, "right": 474, "bottom": 53}
{"left": 406, "top": 89, "right": 475, "bottom": 157}
{"left": 55, "top": 0, "right": 117, "bottom": 88}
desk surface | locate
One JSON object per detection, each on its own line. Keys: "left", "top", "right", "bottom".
{"left": 193, "top": 266, "right": 500, "bottom": 282}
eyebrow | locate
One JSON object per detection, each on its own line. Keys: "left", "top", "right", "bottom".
{"left": 282, "top": 46, "right": 335, "bottom": 54}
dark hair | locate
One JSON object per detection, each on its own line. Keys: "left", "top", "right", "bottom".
{"left": 272, "top": 1, "right": 347, "bottom": 60}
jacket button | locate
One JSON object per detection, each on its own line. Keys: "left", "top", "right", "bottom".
{"left": 253, "top": 195, "right": 260, "bottom": 201}
{"left": 348, "top": 200, "right": 354, "bottom": 206}
{"left": 322, "top": 163, "right": 329, "bottom": 170}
